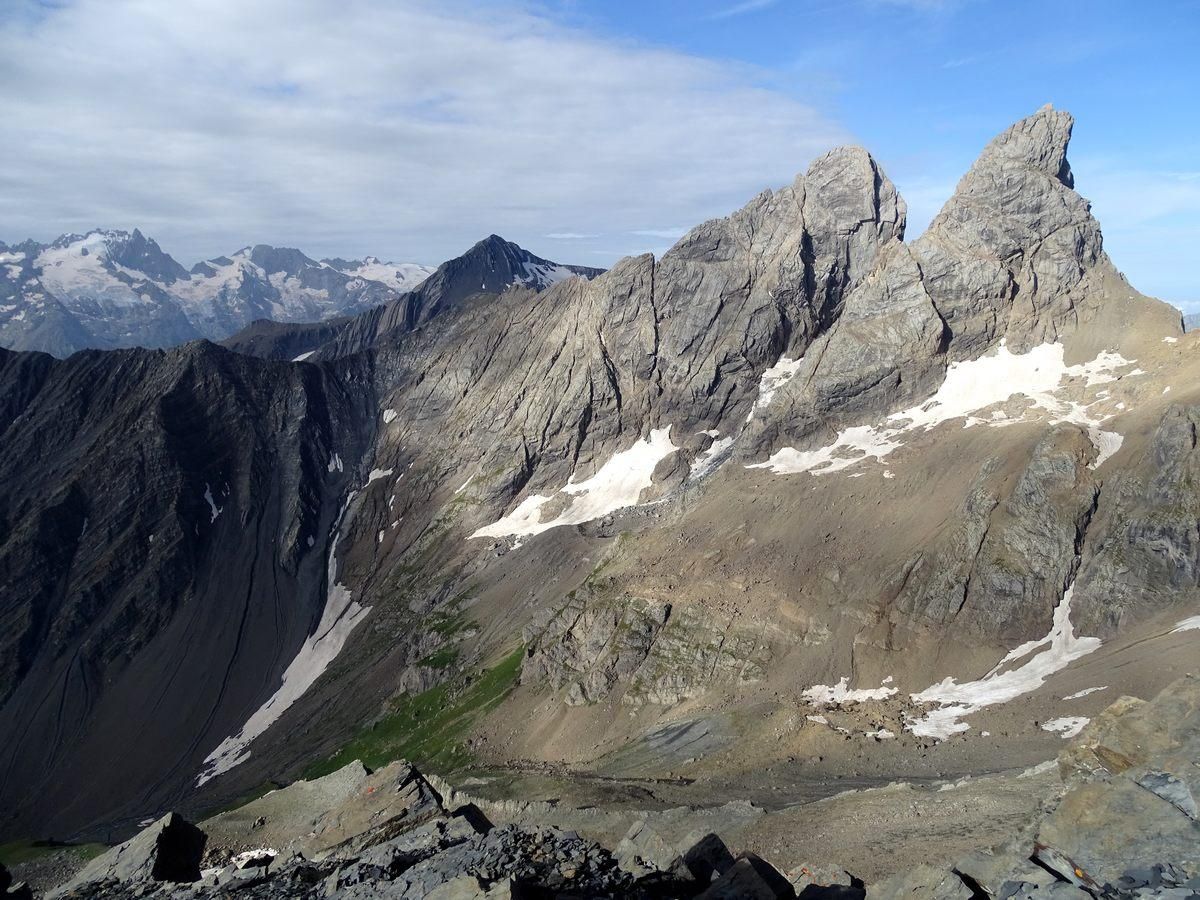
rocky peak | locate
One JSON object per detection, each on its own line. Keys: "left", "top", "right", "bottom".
{"left": 107, "top": 228, "right": 189, "bottom": 284}
{"left": 974, "top": 102, "right": 1075, "bottom": 186}
{"left": 247, "top": 244, "right": 318, "bottom": 276}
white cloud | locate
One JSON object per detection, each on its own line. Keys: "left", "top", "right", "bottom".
{"left": 543, "top": 232, "right": 598, "bottom": 240}
{"left": 1072, "top": 159, "right": 1200, "bottom": 309}
{"left": 632, "top": 227, "right": 690, "bottom": 239}
{"left": 709, "top": 0, "right": 782, "bottom": 19}
{"left": 0, "top": 0, "right": 848, "bottom": 267}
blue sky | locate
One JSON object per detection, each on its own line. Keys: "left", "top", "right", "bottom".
{"left": 3, "top": 0, "right": 1198, "bottom": 308}
{"left": 551, "top": 0, "right": 1200, "bottom": 308}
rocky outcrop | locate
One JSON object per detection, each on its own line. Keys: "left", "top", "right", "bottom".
{"left": 1071, "top": 404, "right": 1200, "bottom": 635}
{"left": 49, "top": 814, "right": 206, "bottom": 897}
{"left": 872, "top": 675, "right": 1200, "bottom": 899}
{"left": 521, "top": 586, "right": 771, "bottom": 707}
{"left": 892, "top": 426, "right": 1099, "bottom": 643}
{"left": 46, "top": 759, "right": 794, "bottom": 899}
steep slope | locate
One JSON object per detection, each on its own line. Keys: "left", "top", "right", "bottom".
{"left": 0, "top": 342, "right": 377, "bottom": 840}
{"left": 315, "top": 234, "right": 605, "bottom": 358}
{"left": 2, "top": 106, "right": 1197, "bottom": 851}
{"left": 217, "top": 316, "right": 354, "bottom": 362}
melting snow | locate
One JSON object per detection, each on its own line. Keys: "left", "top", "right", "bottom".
{"left": 1063, "top": 686, "right": 1108, "bottom": 700}
{"left": 472, "top": 427, "right": 678, "bottom": 539}
{"left": 748, "top": 356, "right": 804, "bottom": 421}
{"left": 806, "top": 714, "right": 829, "bottom": 725}
{"left": 689, "top": 434, "right": 735, "bottom": 481}
{"left": 1171, "top": 615, "right": 1200, "bottom": 633}
{"left": 382, "top": 409, "right": 398, "bottom": 424}
{"left": 803, "top": 676, "right": 898, "bottom": 707}
{"left": 907, "top": 586, "right": 1101, "bottom": 739}
{"left": 203, "top": 484, "right": 222, "bottom": 523}
{"left": 197, "top": 493, "right": 369, "bottom": 785}
{"left": 1042, "top": 716, "right": 1090, "bottom": 738}
{"left": 366, "top": 467, "right": 393, "bottom": 486}
{"left": 750, "top": 342, "right": 1140, "bottom": 477}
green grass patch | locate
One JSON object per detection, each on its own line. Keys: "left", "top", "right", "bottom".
{"left": 417, "top": 645, "right": 460, "bottom": 669}
{"left": 0, "top": 839, "right": 107, "bottom": 867}
{"left": 302, "top": 646, "right": 524, "bottom": 780}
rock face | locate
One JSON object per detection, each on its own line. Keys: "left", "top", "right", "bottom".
{"left": 522, "top": 586, "right": 771, "bottom": 707}
{"left": 0, "top": 341, "right": 377, "bottom": 840}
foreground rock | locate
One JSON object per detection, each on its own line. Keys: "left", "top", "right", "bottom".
{"left": 48, "top": 761, "right": 796, "bottom": 899}
{"left": 873, "top": 675, "right": 1200, "bottom": 899}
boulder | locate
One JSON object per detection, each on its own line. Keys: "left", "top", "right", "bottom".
{"left": 49, "top": 812, "right": 205, "bottom": 897}
{"left": 697, "top": 852, "right": 795, "bottom": 899}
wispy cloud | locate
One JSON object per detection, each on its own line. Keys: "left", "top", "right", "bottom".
{"left": 0, "top": 0, "right": 847, "bottom": 266}
{"left": 941, "top": 54, "right": 980, "bottom": 69}
{"left": 632, "top": 227, "right": 690, "bottom": 239}
{"left": 544, "top": 232, "right": 598, "bottom": 240}
{"left": 709, "top": 0, "right": 781, "bottom": 20}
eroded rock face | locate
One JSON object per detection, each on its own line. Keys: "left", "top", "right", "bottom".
{"left": 521, "top": 586, "right": 770, "bottom": 707}
{"left": 892, "top": 427, "right": 1099, "bottom": 643}
{"left": 912, "top": 105, "right": 1101, "bottom": 357}
{"left": 1072, "top": 404, "right": 1200, "bottom": 634}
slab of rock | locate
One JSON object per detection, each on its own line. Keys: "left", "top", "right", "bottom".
{"left": 48, "top": 813, "right": 205, "bottom": 897}
{"left": 697, "top": 852, "right": 795, "bottom": 899}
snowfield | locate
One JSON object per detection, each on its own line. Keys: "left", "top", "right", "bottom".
{"left": 749, "top": 342, "right": 1141, "bottom": 477}
{"left": 472, "top": 427, "right": 677, "bottom": 539}
{"left": 907, "top": 586, "right": 1101, "bottom": 739}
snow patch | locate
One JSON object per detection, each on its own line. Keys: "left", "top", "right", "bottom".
{"left": 803, "top": 676, "right": 898, "bottom": 707}
{"left": 907, "top": 586, "right": 1101, "bottom": 739}
{"left": 689, "top": 434, "right": 735, "bottom": 481}
{"left": 292, "top": 351, "right": 315, "bottom": 362}
{"left": 1041, "top": 716, "right": 1089, "bottom": 738}
{"left": 366, "top": 467, "right": 393, "bottom": 486}
{"left": 382, "top": 409, "right": 398, "bottom": 424}
{"left": 1163, "top": 336, "right": 1179, "bottom": 344}
{"left": 748, "top": 356, "right": 804, "bottom": 421}
{"left": 203, "top": 484, "right": 222, "bottom": 523}
{"left": 1063, "top": 686, "right": 1108, "bottom": 700}
{"left": 805, "top": 714, "right": 829, "bottom": 725}
{"left": 328, "top": 453, "right": 343, "bottom": 473}
{"left": 197, "top": 493, "right": 369, "bottom": 785}
{"left": 471, "top": 427, "right": 678, "bottom": 539}
{"left": 750, "top": 342, "right": 1139, "bottom": 477}
{"left": 1171, "top": 615, "right": 1200, "bottom": 633}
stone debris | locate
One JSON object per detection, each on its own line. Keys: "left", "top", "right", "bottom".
{"left": 872, "top": 675, "right": 1200, "bottom": 899}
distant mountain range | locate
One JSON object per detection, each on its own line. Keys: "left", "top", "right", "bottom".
{"left": 0, "top": 229, "right": 600, "bottom": 357}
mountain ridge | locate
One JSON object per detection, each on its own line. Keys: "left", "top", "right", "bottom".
{"left": 1, "top": 107, "right": 1196, "bottom": 858}
{"left": 0, "top": 231, "right": 600, "bottom": 358}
